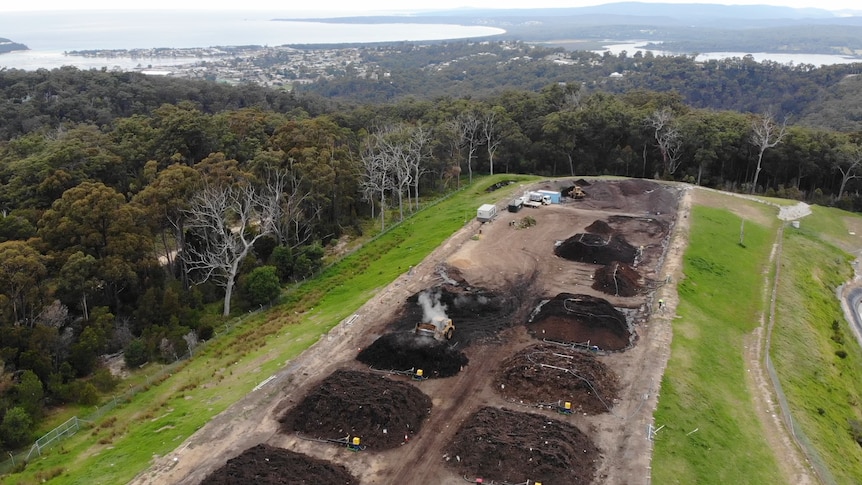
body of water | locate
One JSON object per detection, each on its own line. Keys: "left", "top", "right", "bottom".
{"left": 0, "top": 10, "right": 504, "bottom": 70}
{"left": 599, "top": 41, "right": 862, "bottom": 67}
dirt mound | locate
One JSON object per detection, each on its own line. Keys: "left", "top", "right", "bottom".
{"left": 584, "top": 219, "right": 614, "bottom": 236}
{"left": 200, "top": 444, "right": 359, "bottom": 485}
{"left": 592, "top": 261, "right": 642, "bottom": 297}
{"left": 575, "top": 179, "right": 679, "bottom": 215}
{"left": 388, "top": 275, "right": 526, "bottom": 346}
{"left": 496, "top": 344, "right": 620, "bottom": 414}
{"left": 607, "top": 214, "right": 668, "bottom": 239}
{"left": 446, "top": 407, "right": 599, "bottom": 484}
{"left": 279, "top": 370, "right": 432, "bottom": 450}
{"left": 555, "top": 232, "right": 637, "bottom": 265}
{"left": 356, "top": 332, "right": 469, "bottom": 378}
{"left": 528, "top": 293, "right": 634, "bottom": 351}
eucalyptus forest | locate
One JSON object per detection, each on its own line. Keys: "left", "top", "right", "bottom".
{"left": 1, "top": 44, "right": 862, "bottom": 452}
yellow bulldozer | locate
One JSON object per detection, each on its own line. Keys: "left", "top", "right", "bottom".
{"left": 415, "top": 317, "right": 455, "bottom": 341}
{"left": 568, "top": 185, "right": 586, "bottom": 199}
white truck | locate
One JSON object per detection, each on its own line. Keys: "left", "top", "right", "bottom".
{"left": 523, "top": 192, "right": 551, "bottom": 207}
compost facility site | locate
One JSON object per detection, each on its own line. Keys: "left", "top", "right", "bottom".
{"left": 132, "top": 179, "right": 685, "bottom": 485}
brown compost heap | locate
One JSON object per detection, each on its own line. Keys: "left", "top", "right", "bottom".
{"left": 200, "top": 444, "right": 359, "bottom": 485}
{"left": 527, "top": 293, "right": 634, "bottom": 351}
{"left": 445, "top": 406, "right": 600, "bottom": 484}
{"left": 496, "top": 343, "right": 620, "bottom": 414}
{"left": 279, "top": 370, "right": 431, "bottom": 450}
{"left": 592, "top": 261, "right": 643, "bottom": 297}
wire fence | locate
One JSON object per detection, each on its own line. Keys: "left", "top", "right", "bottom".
{"left": 0, "top": 309, "right": 259, "bottom": 476}
{"left": 764, "top": 223, "right": 836, "bottom": 485}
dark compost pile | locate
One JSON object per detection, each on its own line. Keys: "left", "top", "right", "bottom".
{"left": 592, "top": 261, "right": 643, "bottom": 297}
{"left": 527, "top": 293, "right": 634, "bottom": 351}
{"left": 356, "top": 332, "right": 469, "bottom": 378}
{"left": 200, "top": 444, "right": 359, "bottom": 485}
{"left": 496, "top": 343, "right": 620, "bottom": 414}
{"left": 554, "top": 232, "right": 637, "bottom": 265}
{"left": 388, "top": 272, "right": 525, "bottom": 347}
{"left": 279, "top": 370, "right": 431, "bottom": 450}
{"left": 445, "top": 407, "right": 600, "bottom": 484}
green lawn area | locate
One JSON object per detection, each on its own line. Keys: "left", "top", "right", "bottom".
{"left": 5, "top": 175, "right": 537, "bottom": 485}
{"left": 652, "top": 201, "right": 783, "bottom": 484}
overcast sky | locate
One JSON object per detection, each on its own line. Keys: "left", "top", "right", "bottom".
{"left": 1, "top": 0, "right": 859, "bottom": 13}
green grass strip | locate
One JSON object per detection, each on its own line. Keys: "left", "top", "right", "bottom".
{"left": 653, "top": 204, "right": 782, "bottom": 484}
{"left": 771, "top": 209, "right": 862, "bottom": 484}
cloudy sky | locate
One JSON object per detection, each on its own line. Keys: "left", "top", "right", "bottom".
{"left": 0, "top": 0, "right": 859, "bottom": 13}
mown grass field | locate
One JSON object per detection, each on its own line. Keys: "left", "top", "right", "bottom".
{"left": 5, "top": 175, "right": 536, "bottom": 485}
{"left": 652, "top": 199, "right": 783, "bottom": 484}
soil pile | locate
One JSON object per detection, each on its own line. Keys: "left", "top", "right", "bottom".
{"left": 584, "top": 219, "right": 613, "bottom": 236}
{"left": 555, "top": 233, "right": 637, "bottom": 265}
{"left": 446, "top": 407, "right": 599, "bottom": 484}
{"left": 356, "top": 332, "right": 469, "bottom": 378}
{"left": 592, "top": 261, "right": 642, "bottom": 297}
{"left": 528, "top": 293, "right": 633, "bottom": 351}
{"left": 200, "top": 444, "right": 359, "bottom": 485}
{"left": 607, "top": 214, "right": 668, "bottom": 240}
{"left": 575, "top": 179, "right": 678, "bottom": 215}
{"left": 496, "top": 344, "right": 620, "bottom": 414}
{"left": 279, "top": 370, "right": 431, "bottom": 450}
{"left": 389, "top": 275, "right": 525, "bottom": 346}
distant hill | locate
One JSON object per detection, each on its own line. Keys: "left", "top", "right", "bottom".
{"left": 0, "top": 37, "right": 28, "bottom": 54}
{"left": 415, "top": 2, "right": 838, "bottom": 21}
{"left": 280, "top": 2, "right": 862, "bottom": 57}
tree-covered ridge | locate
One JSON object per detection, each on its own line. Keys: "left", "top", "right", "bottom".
{"left": 291, "top": 41, "right": 862, "bottom": 131}
{"left": 1, "top": 66, "right": 862, "bottom": 453}
{"left": 0, "top": 38, "right": 28, "bottom": 54}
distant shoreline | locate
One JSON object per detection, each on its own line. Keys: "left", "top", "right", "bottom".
{"left": 0, "top": 38, "right": 28, "bottom": 54}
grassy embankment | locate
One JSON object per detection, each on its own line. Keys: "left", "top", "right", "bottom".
{"left": 653, "top": 197, "right": 783, "bottom": 483}
{"left": 654, "top": 194, "right": 862, "bottom": 484}
{"left": 771, "top": 205, "right": 862, "bottom": 483}
{"left": 7, "top": 174, "right": 537, "bottom": 485}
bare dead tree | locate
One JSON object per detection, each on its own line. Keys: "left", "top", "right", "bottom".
{"left": 480, "top": 109, "right": 500, "bottom": 176}
{"left": 647, "top": 108, "right": 684, "bottom": 177}
{"left": 376, "top": 126, "right": 413, "bottom": 222}
{"left": 750, "top": 112, "right": 787, "bottom": 194}
{"left": 451, "top": 112, "right": 481, "bottom": 184}
{"left": 183, "top": 180, "right": 281, "bottom": 316}
{"left": 406, "top": 124, "right": 432, "bottom": 211}
{"left": 360, "top": 137, "right": 393, "bottom": 231}
{"left": 837, "top": 144, "right": 862, "bottom": 200}
{"left": 268, "top": 164, "right": 313, "bottom": 249}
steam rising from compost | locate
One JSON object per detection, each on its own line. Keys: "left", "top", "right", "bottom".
{"left": 418, "top": 289, "right": 448, "bottom": 323}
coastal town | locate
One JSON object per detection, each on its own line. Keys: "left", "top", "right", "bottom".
{"left": 65, "top": 44, "right": 376, "bottom": 87}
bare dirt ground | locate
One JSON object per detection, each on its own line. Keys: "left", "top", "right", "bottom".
{"left": 131, "top": 179, "right": 688, "bottom": 485}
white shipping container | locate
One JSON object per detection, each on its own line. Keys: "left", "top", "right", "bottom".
{"left": 477, "top": 204, "right": 497, "bottom": 221}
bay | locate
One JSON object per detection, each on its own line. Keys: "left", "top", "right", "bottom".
{"left": 0, "top": 10, "right": 504, "bottom": 71}
{"left": 598, "top": 41, "right": 862, "bottom": 67}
